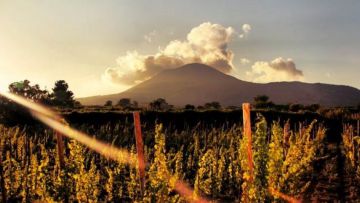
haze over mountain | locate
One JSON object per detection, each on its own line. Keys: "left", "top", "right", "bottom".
{"left": 78, "top": 63, "right": 360, "bottom": 107}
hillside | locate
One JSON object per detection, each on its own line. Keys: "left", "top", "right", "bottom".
{"left": 78, "top": 63, "right": 360, "bottom": 106}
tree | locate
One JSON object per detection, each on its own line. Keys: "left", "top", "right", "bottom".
{"left": 52, "top": 80, "right": 76, "bottom": 107}
{"left": 204, "top": 102, "right": 221, "bottom": 110}
{"left": 289, "top": 103, "right": 304, "bottom": 112}
{"left": 254, "top": 95, "right": 269, "bottom": 104}
{"left": 273, "top": 104, "right": 290, "bottom": 112}
{"left": 0, "top": 80, "right": 51, "bottom": 124}
{"left": 184, "top": 104, "right": 195, "bottom": 111}
{"left": 132, "top": 100, "right": 139, "bottom": 109}
{"left": 8, "top": 80, "right": 51, "bottom": 103}
{"left": 117, "top": 98, "right": 131, "bottom": 109}
{"left": 254, "top": 95, "right": 274, "bottom": 109}
{"left": 226, "top": 106, "right": 240, "bottom": 111}
{"left": 104, "top": 100, "right": 113, "bottom": 107}
{"left": 305, "top": 104, "right": 320, "bottom": 112}
{"left": 197, "top": 105, "right": 205, "bottom": 111}
{"left": 116, "top": 98, "right": 139, "bottom": 110}
{"left": 149, "top": 98, "right": 171, "bottom": 111}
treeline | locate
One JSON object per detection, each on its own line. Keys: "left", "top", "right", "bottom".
{"left": 0, "top": 80, "right": 78, "bottom": 125}
{"left": 1, "top": 80, "right": 359, "bottom": 114}
{"left": 0, "top": 80, "right": 78, "bottom": 108}
{"left": 0, "top": 116, "right": 359, "bottom": 202}
{"left": 98, "top": 95, "right": 360, "bottom": 117}
{"left": 1, "top": 80, "right": 359, "bottom": 125}
{"left": 101, "top": 96, "right": 327, "bottom": 112}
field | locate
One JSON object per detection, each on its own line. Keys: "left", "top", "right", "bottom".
{"left": 2, "top": 1, "right": 360, "bottom": 202}
{"left": 0, "top": 106, "right": 359, "bottom": 202}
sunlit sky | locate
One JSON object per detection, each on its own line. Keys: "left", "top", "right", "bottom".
{"left": 0, "top": 0, "right": 359, "bottom": 97}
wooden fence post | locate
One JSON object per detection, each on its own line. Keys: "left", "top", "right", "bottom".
{"left": 56, "top": 132, "right": 65, "bottom": 169}
{"left": 242, "top": 103, "right": 254, "bottom": 182}
{"left": 54, "top": 120, "right": 69, "bottom": 202}
{"left": 133, "top": 112, "right": 146, "bottom": 196}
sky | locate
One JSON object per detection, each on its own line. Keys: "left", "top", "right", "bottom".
{"left": 0, "top": 0, "right": 359, "bottom": 97}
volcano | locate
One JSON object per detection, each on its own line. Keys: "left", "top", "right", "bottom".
{"left": 78, "top": 63, "right": 360, "bottom": 107}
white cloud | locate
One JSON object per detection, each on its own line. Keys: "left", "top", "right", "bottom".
{"left": 103, "top": 22, "right": 237, "bottom": 85}
{"left": 242, "top": 24, "right": 251, "bottom": 33}
{"left": 240, "top": 58, "right": 251, "bottom": 65}
{"left": 239, "top": 23, "right": 252, "bottom": 38}
{"left": 102, "top": 51, "right": 184, "bottom": 85}
{"left": 246, "top": 57, "right": 304, "bottom": 82}
{"left": 103, "top": 22, "right": 305, "bottom": 86}
{"left": 144, "top": 30, "right": 157, "bottom": 43}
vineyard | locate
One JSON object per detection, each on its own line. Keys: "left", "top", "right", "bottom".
{"left": 2, "top": 1, "right": 360, "bottom": 202}
{"left": 0, "top": 95, "right": 359, "bottom": 202}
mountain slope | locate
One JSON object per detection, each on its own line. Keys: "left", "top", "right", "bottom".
{"left": 78, "top": 63, "right": 360, "bottom": 107}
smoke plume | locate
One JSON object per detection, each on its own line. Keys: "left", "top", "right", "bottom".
{"left": 102, "top": 22, "right": 237, "bottom": 85}
{"left": 246, "top": 57, "right": 304, "bottom": 82}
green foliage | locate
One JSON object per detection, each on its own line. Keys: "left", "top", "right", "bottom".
{"left": 279, "top": 121, "right": 326, "bottom": 197}
{"left": 289, "top": 103, "right": 305, "bottom": 112}
{"left": 117, "top": 98, "right": 131, "bottom": 108}
{"left": 239, "top": 120, "right": 254, "bottom": 202}
{"left": 240, "top": 115, "right": 269, "bottom": 202}
{"left": 0, "top": 80, "right": 52, "bottom": 124}
{"left": 8, "top": 80, "right": 51, "bottom": 103}
{"left": 252, "top": 115, "right": 269, "bottom": 202}
{"left": 104, "top": 100, "right": 113, "bottom": 107}
{"left": 267, "top": 122, "right": 284, "bottom": 200}
{"left": 204, "top": 101, "right": 221, "bottom": 110}
{"left": 342, "top": 125, "right": 360, "bottom": 198}
{"left": 184, "top": 104, "right": 195, "bottom": 110}
{"left": 116, "top": 98, "right": 139, "bottom": 110}
{"left": 305, "top": 104, "right": 321, "bottom": 112}
{"left": 0, "top": 115, "right": 357, "bottom": 202}
{"left": 194, "top": 149, "right": 216, "bottom": 197}
{"left": 51, "top": 80, "right": 76, "bottom": 108}
{"left": 147, "top": 124, "right": 171, "bottom": 201}
{"left": 149, "top": 98, "right": 172, "bottom": 111}
{"left": 254, "top": 95, "right": 274, "bottom": 109}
